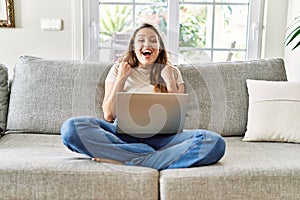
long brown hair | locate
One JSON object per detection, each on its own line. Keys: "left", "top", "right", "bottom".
{"left": 117, "top": 23, "right": 169, "bottom": 93}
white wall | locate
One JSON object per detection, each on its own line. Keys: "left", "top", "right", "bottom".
{"left": 261, "top": 0, "right": 288, "bottom": 59}
{"left": 262, "top": 0, "right": 300, "bottom": 81}
{"left": 0, "top": 0, "right": 82, "bottom": 77}
{"left": 284, "top": 0, "right": 300, "bottom": 81}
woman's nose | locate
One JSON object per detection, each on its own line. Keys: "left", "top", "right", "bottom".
{"left": 144, "top": 40, "right": 151, "bottom": 47}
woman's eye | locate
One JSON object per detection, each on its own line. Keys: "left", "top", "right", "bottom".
{"left": 138, "top": 39, "right": 145, "bottom": 43}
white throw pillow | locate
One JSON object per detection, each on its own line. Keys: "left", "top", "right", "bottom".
{"left": 243, "top": 79, "right": 300, "bottom": 143}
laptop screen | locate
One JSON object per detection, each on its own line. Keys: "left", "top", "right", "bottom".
{"left": 116, "top": 92, "right": 188, "bottom": 137}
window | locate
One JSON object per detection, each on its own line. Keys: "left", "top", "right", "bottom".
{"left": 85, "top": 0, "right": 264, "bottom": 64}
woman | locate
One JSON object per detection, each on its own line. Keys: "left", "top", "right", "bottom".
{"left": 61, "top": 23, "right": 225, "bottom": 170}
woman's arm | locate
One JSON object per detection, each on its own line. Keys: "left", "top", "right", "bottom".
{"left": 161, "top": 65, "right": 185, "bottom": 93}
{"left": 172, "top": 83, "right": 185, "bottom": 93}
{"left": 102, "top": 62, "right": 132, "bottom": 122}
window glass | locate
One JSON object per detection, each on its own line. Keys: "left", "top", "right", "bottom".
{"left": 179, "top": 50, "right": 211, "bottom": 64}
{"left": 135, "top": 5, "right": 168, "bottom": 35}
{"left": 97, "top": 0, "right": 260, "bottom": 63}
{"left": 135, "top": 0, "right": 167, "bottom": 3}
{"left": 99, "top": 4, "right": 133, "bottom": 47}
{"left": 99, "top": 49, "right": 111, "bottom": 62}
{"left": 100, "top": 0, "right": 132, "bottom": 2}
{"left": 179, "top": 4, "right": 211, "bottom": 48}
{"left": 214, "top": 5, "right": 248, "bottom": 49}
{"left": 180, "top": 0, "right": 213, "bottom": 2}
{"left": 213, "top": 50, "right": 246, "bottom": 62}
{"left": 215, "top": 0, "right": 249, "bottom": 3}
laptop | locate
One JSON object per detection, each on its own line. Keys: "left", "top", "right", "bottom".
{"left": 116, "top": 92, "right": 188, "bottom": 137}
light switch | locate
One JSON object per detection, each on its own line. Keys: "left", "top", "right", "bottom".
{"left": 41, "top": 18, "right": 63, "bottom": 31}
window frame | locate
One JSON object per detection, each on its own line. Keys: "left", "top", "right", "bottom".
{"left": 82, "top": 0, "right": 264, "bottom": 63}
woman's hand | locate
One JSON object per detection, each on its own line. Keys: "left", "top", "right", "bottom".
{"left": 116, "top": 62, "right": 132, "bottom": 81}
{"left": 161, "top": 65, "right": 185, "bottom": 93}
{"left": 161, "top": 64, "right": 175, "bottom": 84}
{"left": 102, "top": 62, "right": 132, "bottom": 122}
{"left": 161, "top": 65, "right": 177, "bottom": 93}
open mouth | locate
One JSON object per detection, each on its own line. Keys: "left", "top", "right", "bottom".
{"left": 142, "top": 50, "right": 152, "bottom": 57}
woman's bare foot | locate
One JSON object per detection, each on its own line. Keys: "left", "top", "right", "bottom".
{"left": 92, "top": 158, "right": 123, "bottom": 165}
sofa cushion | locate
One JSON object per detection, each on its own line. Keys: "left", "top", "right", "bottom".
{"left": 0, "top": 133, "right": 158, "bottom": 199}
{"left": 7, "top": 55, "right": 111, "bottom": 134}
{"left": 243, "top": 79, "right": 300, "bottom": 143}
{"left": 0, "top": 63, "right": 9, "bottom": 131}
{"left": 178, "top": 58, "right": 287, "bottom": 136}
{"left": 160, "top": 137, "right": 300, "bottom": 200}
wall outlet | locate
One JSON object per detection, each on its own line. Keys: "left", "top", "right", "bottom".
{"left": 41, "top": 18, "right": 63, "bottom": 31}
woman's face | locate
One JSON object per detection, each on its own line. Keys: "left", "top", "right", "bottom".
{"left": 133, "top": 28, "right": 161, "bottom": 67}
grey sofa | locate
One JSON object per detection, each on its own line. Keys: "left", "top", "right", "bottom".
{"left": 0, "top": 55, "right": 299, "bottom": 200}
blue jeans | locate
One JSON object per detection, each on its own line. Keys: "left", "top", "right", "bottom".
{"left": 61, "top": 116, "right": 225, "bottom": 170}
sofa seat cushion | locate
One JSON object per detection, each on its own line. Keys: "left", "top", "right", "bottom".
{"left": 160, "top": 137, "right": 300, "bottom": 200}
{"left": 0, "top": 134, "right": 158, "bottom": 200}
